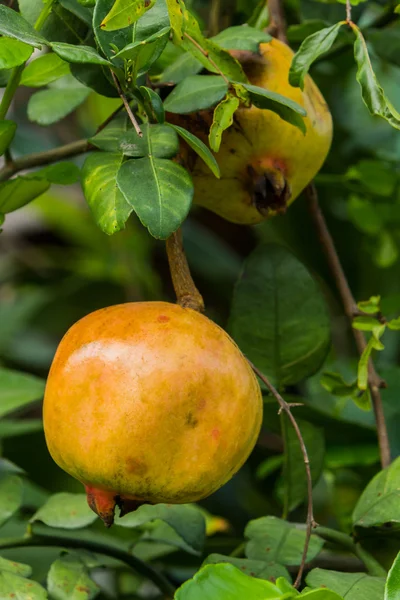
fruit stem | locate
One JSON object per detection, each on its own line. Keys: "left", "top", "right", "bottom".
{"left": 166, "top": 229, "right": 205, "bottom": 312}
{"left": 0, "top": 530, "right": 176, "bottom": 598}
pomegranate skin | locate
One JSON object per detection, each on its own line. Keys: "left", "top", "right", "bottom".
{"left": 43, "top": 302, "right": 262, "bottom": 525}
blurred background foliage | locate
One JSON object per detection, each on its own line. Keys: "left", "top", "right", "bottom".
{"left": 1, "top": 0, "right": 400, "bottom": 596}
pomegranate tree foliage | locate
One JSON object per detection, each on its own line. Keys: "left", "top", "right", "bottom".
{"left": 0, "top": 0, "right": 400, "bottom": 598}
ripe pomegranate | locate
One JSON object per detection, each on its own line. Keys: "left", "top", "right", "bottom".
{"left": 43, "top": 302, "right": 262, "bottom": 526}
{"left": 171, "top": 38, "right": 332, "bottom": 224}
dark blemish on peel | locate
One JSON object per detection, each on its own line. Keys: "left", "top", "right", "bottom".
{"left": 158, "top": 315, "right": 170, "bottom": 323}
{"left": 186, "top": 412, "right": 199, "bottom": 427}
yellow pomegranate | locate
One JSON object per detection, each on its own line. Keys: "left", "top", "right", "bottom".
{"left": 43, "top": 302, "right": 262, "bottom": 526}
{"left": 172, "top": 39, "right": 332, "bottom": 224}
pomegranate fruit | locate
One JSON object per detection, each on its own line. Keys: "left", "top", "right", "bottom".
{"left": 171, "top": 38, "right": 332, "bottom": 224}
{"left": 43, "top": 302, "right": 262, "bottom": 526}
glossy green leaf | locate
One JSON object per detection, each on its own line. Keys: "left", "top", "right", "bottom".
{"left": 352, "top": 316, "right": 382, "bottom": 331}
{"left": 0, "top": 5, "right": 48, "bottom": 48}
{"left": 0, "top": 176, "right": 50, "bottom": 213}
{"left": 203, "top": 554, "right": 291, "bottom": 583}
{"left": 351, "top": 23, "right": 400, "bottom": 130}
{"left": 289, "top": 23, "right": 344, "bottom": 90}
{"left": 119, "top": 123, "right": 179, "bottom": 157}
{"left": 353, "top": 457, "right": 400, "bottom": 527}
{"left": 299, "top": 590, "right": 343, "bottom": 600}
{"left": 117, "top": 157, "right": 193, "bottom": 239}
{"left": 140, "top": 86, "right": 165, "bottom": 123}
{"left": 134, "top": 0, "right": 170, "bottom": 40}
{"left": 229, "top": 244, "right": 331, "bottom": 387}
{"left": 47, "top": 555, "right": 100, "bottom": 600}
{"left": 165, "top": 0, "right": 185, "bottom": 43}
{"left": 116, "top": 503, "right": 206, "bottom": 555}
{"left": 239, "top": 82, "right": 306, "bottom": 133}
{"left": 385, "top": 552, "right": 400, "bottom": 600}
{"left": 101, "top": 0, "right": 155, "bottom": 31}
{"left": 164, "top": 75, "right": 228, "bottom": 113}
{"left": 0, "top": 367, "right": 45, "bottom": 418}
{"left": 0, "top": 38, "right": 33, "bottom": 69}
{"left": 20, "top": 53, "right": 70, "bottom": 87}
{"left": 32, "top": 493, "right": 98, "bottom": 529}
{"left": 82, "top": 152, "right": 133, "bottom": 235}
{"left": 0, "top": 570, "right": 47, "bottom": 599}
{"left": 88, "top": 112, "right": 129, "bottom": 151}
{"left": 0, "top": 475, "right": 23, "bottom": 527}
{"left": 0, "top": 556, "right": 31, "bottom": 578}
{"left": 388, "top": 317, "right": 400, "bottom": 331}
{"left": 212, "top": 25, "right": 271, "bottom": 51}
{"left": 320, "top": 372, "right": 358, "bottom": 397}
{"left": 245, "top": 516, "right": 324, "bottom": 565}
{"left": 170, "top": 123, "right": 220, "bottom": 177}
{"left": 51, "top": 42, "right": 110, "bottom": 66}
{"left": 28, "top": 87, "right": 90, "bottom": 125}
{"left": 306, "top": 569, "right": 385, "bottom": 600}
{"left": 158, "top": 51, "right": 203, "bottom": 84}
{"left": 175, "top": 563, "right": 292, "bottom": 600}
{"left": 0, "top": 120, "right": 16, "bottom": 156}
{"left": 279, "top": 417, "right": 325, "bottom": 512}
{"left": 70, "top": 62, "right": 119, "bottom": 97}
{"left": 94, "top": 0, "right": 134, "bottom": 61}
{"left": 357, "top": 296, "right": 381, "bottom": 314}
{"left": 33, "top": 162, "right": 81, "bottom": 185}
{"left": 112, "top": 26, "right": 170, "bottom": 73}
{"left": 209, "top": 95, "right": 239, "bottom": 152}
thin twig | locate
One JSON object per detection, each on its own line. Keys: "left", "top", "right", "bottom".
{"left": 166, "top": 229, "right": 204, "bottom": 312}
{"left": 306, "top": 183, "right": 391, "bottom": 469}
{"left": 0, "top": 139, "right": 91, "bottom": 182}
{"left": 110, "top": 71, "right": 143, "bottom": 138}
{"left": 267, "top": 0, "right": 288, "bottom": 44}
{"left": 183, "top": 33, "right": 230, "bottom": 85}
{"left": 345, "top": 0, "right": 352, "bottom": 23}
{"left": 248, "top": 361, "right": 316, "bottom": 588}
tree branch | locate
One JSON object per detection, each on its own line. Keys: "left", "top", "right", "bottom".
{"left": 0, "top": 532, "right": 175, "bottom": 598}
{"left": 183, "top": 33, "right": 230, "bottom": 85}
{"left": 0, "top": 139, "right": 91, "bottom": 182}
{"left": 306, "top": 183, "right": 391, "bottom": 469}
{"left": 110, "top": 71, "right": 143, "bottom": 138}
{"left": 248, "top": 361, "right": 316, "bottom": 588}
{"left": 166, "top": 229, "right": 204, "bottom": 312}
{"left": 267, "top": 0, "right": 288, "bottom": 44}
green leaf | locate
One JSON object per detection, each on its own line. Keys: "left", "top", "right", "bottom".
{"left": 0, "top": 120, "right": 16, "bottom": 156}
{"left": 320, "top": 372, "right": 358, "bottom": 397}
{"left": 357, "top": 333, "right": 384, "bottom": 392}
{"left": 375, "top": 230, "right": 399, "bottom": 268}
{"left": 346, "top": 160, "right": 397, "bottom": 197}
{"left": 93, "top": 0, "right": 134, "bottom": 61}
{"left": 140, "top": 86, "right": 165, "bottom": 123}
{"left": 306, "top": 569, "right": 385, "bottom": 600}
{"left": 202, "top": 554, "right": 291, "bottom": 583}
{"left": 299, "top": 590, "right": 344, "bottom": 600}
{"left": 279, "top": 417, "right": 325, "bottom": 512}
{"left": 357, "top": 296, "right": 381, "bottom": 314}
{"left": 32, "top": 493, "right": 98, "bottom": 529}
{"left": 385, "top": 552, "right": 400, "bottom": 600}
{"left": 0, "top": 556, "right": 31, "bottom": 578}
{"left": 33, "top": 162, "right": 81, "bottom": 185}
{"left": 0, "top": 419, "right": 43, "bottom": 439}
{"left": 0, "top": 5, "right": 48, "bottom": 48}
{"left": 212, "top": 25, "right": 271, "bottom": 52}
{"left": 51, "top": 42, "right": 111, "bottom": 66}
{"left": 0, "top": 475, "right": 23, "bottom": 527}
{"left": 287, "top": 21, "right": 329, "bottom": 44}
{"left": 70, "top": 62, "right": 119, "bottom": 97}
{"left": 245, "top": 516, "right": 324, "bottom": 565}
{"left": 28, "top": 87, "right": 90, "bottom": 125}
{"left": 229, "top": 244, "right": 331, "bottom": 387}
{"left": 0, "top": 570, "right": 47, "bottom": 599}
{"left": 82, "top": 152, "right": 133, "bottom": 235}
{"left": 0, "top": 176, "right": 50, "bottom": 213}
{"left": 47, "top": 555, "right": 100, "bottom": 600}
{"left": 100, "top": 0, "right": 155, "bottom": 31}
{"left": 164, "top": 75, "right": 228, "bottom": 113}
{"left": 209, "top": 95, "right": 239, "bottom": 153}
{"left": 169, "top": 123, "right": 220, "bottom": 178}
{"left": 0, "top": 38, "right": 33, "bottom": 69}
{"left": 239, "top": 82, "right": 307, "bottom": 134}
{"left": 325, "top": 444, "right": 379, "bottom": 469}
{"left": 353, "top": 456, "right": 400, "bottom": 528}
{"left": 256, "top": 455, "right": 284, "bottom": 480}
{"left": 117, "top": 157, "right": 193, "bottom": 239}
{"left": 175, "top": 563, "right": 292, "bottom": 600}
{"left": 165, "top": 0, "right": 186, "bottom": 43}
{"left": 388, "top": 317, "right": 400, "bottom": 331}
{"left": 88, "top": 113, "right": 129, "bottom": 151}
{"left": 352, "top": 316, "right": 382, "bottom": 331}
{"left": 112, "top": 26, "right": 170, "bottom": 74}
{"left": 119, "top": 123, "right": 179, "bottom": 157}
{"left": 20, "top": 53, "right": 71, "bottom": 87}
{"left": 351, "top": 23, "right": 400, "bottom": 130}
{"left": 116, "top": 504, "right": 206, "bottom": 555}
{"left": 289, "top": 23, "right": 344, "bottom": 90}
{"left": 0, "top": 367, "right": 45, "bottom": 418}
{"left": 158, "top": 51, "right": 203, "bottom": 84}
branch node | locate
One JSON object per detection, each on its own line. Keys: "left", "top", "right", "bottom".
{"left": 166, "top": 230, "right": 204, "bottom": 313}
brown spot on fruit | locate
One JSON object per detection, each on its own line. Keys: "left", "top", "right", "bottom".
{"left": 157, "top": 315, "right": 170, "bottom": 323}
{"left": 212, "top": 428, "right": 220, "bottom": 440}
{"left": 126, "top": 458, "right": 148, "bottom": 476}
{"left": 186, "top": 412, "right": 199, "bottom": 428}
